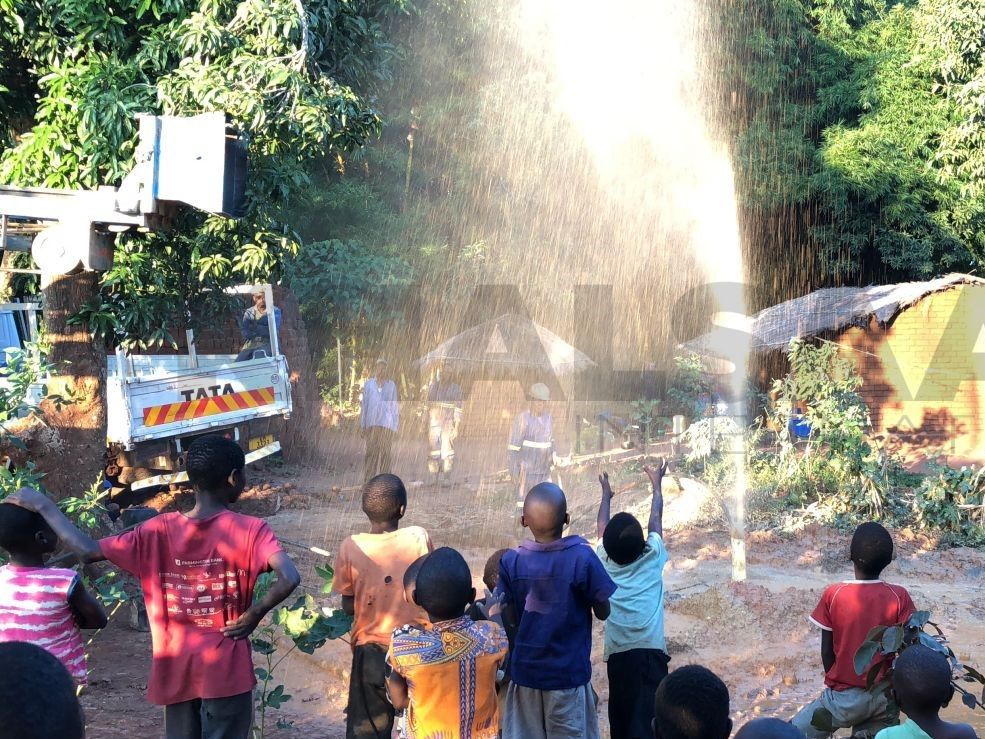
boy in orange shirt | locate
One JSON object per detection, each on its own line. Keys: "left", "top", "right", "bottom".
{"left": 334, "top": 474, "right": 433, "bottom": 738}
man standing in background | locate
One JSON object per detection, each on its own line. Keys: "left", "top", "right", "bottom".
{"left": 507, "top": 383, "right": 555, "bottom": 509}
{"left": 426, "top": 371, "right": 464, "bottom": 487}
{"left": 361, "top": 359, "right": 399, "bottom": 482}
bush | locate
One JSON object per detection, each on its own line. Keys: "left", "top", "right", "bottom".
{"left": 915, "top": 464, "right": 985, "bottom": 540}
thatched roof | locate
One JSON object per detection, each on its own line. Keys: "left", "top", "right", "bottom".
{"left": 414, "top": 313, "right": 596, "bottom": 376}
{"left": 685, "top": 273, "right": 985, "bottom": 357}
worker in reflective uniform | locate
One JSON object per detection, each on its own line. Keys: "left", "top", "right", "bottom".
{"left": 508, "top": 383, "right": 555, "bottom": 507}
{"left": 426, "top": 372, "right": 464, "bottom": 486}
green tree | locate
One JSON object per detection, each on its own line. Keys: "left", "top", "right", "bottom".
{"left": 705, "top": 0, "right": 985, "bottom": 297}
{"left": 0, "top": 0, "right": 407, "bottom": 489}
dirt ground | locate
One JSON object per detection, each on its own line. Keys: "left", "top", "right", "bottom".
{"left": 83, "top": 430, "right": 985, "bottom": 738}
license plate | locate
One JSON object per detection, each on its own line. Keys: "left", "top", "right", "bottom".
{"left": 248, "top": 434, "right": 274, "bottom": 451}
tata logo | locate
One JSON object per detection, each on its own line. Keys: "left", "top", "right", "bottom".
{"left": 180, "top": 383, "right": 235, "bottom": 402}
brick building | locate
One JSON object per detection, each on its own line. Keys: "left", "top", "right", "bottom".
{"left": 749, "top": 274, "right": 985, "bottom": 464}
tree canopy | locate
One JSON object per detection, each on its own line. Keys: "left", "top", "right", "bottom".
{"left": 0, "top": 0, "right": 407, "bottom": 347}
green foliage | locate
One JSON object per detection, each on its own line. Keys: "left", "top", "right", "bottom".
{"left": 707, "top": 0, "right": 985, "bottom": 280}
{"left": 851, "top": 610, "right": 984, "bottom": 713}
{"left": 915, "top": 464, "right": 985, "bottom": 540}
{"left": 763, "top": 340, "right": 890, "bottom": 518}
{"left": 251, "top": 565, "right": 352, "bottom": 738}
{"left": 0, "top": 0, "right": 407, "bottom": 346}
{"left": 667, "top": 355, "right": 714, "bottom": 419}
{"left": 59, "top": 480, "right": 111, "bottom": 535}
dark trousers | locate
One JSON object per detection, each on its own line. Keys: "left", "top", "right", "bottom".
{"left": 346, "top": 644, "right": 394, "bottom": 739}
{"left": 163, "top": 691, "right": 253, "bottom": 739}
{"left": 607, "top": 649, "right": 670, "bottom": 739}
{"left": 364, "top": 427, "right": 394, "bottom": 482}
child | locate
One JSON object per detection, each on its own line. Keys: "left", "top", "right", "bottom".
{"left": 6, "top": 435, "right": 301, "bottom": 739}
{"left": 387, "top": 547, "right": 509, "bottom": 738}
{"left": 792, "top": 522, "right": 916, "bottom": 739}
{"left": 498, "top": 482, "right": 616, "bottom": 739}
{"left": 652, "top": 664, "right": 732, "bottom": 739}
{"left": 0, "top": 641, "right": 85, "bottom": 739}
{"left": 0, "top": 501, "right": 107, "bottom": 685}
{"left": 596, "top": 461, "right": 671, "bottom": 739}
{"left": 466, "top": 548, "right": 508, "bottom": 622}
{"left": 874, "top": 645, "right": 978, "bottom": 739}
{"left": 735, "top": 718, "right": 807, "bottom": 738}
{"left": 333, "top": 473, "right": 433, "bottom": 739}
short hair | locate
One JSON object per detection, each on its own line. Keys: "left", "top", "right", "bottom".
{"left": 186, "top": 435, "right": 245, "bottom": 490}
{"left": 850, "top": 522, "right": 894, "bottom": 575}
{"left": 483, "top": 549, "right": 508, "bottom": 591}
{"left": 893, "top": 645, "right": 953, "bottom": 713}
{"left": 415, "top": 547, "right": 473, "bottom": 620}
{"left": 603, "top": 512, "right": 645, "bottom": 565}
{"left": 362, "top": 474, "right": 407, "bottom": 523}
{"left": 523, "top": 482, "right": 567, "bottom": 533}
{"left": 0, "top": 503, "right": 46, "bottom": 554}
{"left": 0, "top": 642, "right": 84, "bottom": 739}
{"left": 404, "top": 553, "right": 430, "bottom": 590}
{"left": 734, "top": 718, "right": 806, "bottom": 739}
{"left": 654, "top": 664, "right": 731, "bottom": 739}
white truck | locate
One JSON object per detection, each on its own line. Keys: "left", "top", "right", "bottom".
{"left": 0, "top": 113, "right": 293, "bottom": 495}
{"left": 105, "top": 284, "right": 292, "bottom": 494}
{"left": 0, "top": 285, "right": 291, "bottom": 495}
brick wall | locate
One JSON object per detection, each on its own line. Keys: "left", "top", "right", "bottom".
{"left": 836, "top": 284, "right": 985, "bottom": 463}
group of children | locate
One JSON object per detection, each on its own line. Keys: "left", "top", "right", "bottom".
{"left": 0, "top": 434, "right": 979, "bottom": 739}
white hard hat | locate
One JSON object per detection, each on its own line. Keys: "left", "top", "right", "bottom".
{"left": 530, "top": 383, "right": 551, "bottom": 402}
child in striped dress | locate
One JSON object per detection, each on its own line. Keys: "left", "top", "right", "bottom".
{"left": 0, "top": 500, "right": 107, "bottom": 685}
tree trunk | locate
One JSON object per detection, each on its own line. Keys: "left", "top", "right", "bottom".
{"left": 272, "top": 287, "right": 321, "bottom": 464}
{"left": 38, "top": 271, "right": 106, "bottom": 498}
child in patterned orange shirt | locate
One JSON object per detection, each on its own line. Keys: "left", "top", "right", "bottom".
{"left": 386, "top": 548, "right": 508, "bottom": 739}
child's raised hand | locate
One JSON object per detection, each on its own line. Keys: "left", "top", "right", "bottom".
{"left": 599, "top": 471, "right": 613, "bottom": 499}
{"left": 643, "top": 458, "right": 669, "bottom": 485}
{"left": 4, "top": 487, "right": 51, "bottom": 513}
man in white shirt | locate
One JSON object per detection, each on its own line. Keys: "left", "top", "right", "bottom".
{"left": 360, "top": 359, "right": 399, "bottom": 482}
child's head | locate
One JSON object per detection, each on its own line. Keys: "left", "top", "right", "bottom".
{"left": 0, "top": 501, "right": 57, "bottom": 558}
{"left": 892, "top": 644, "right": 953, "bottom": 716}
{"left": 521, "top": 482, "right": 569, "bottom": 539}
{"left": 186, "top": 435, "right": 246, "bottom": 501}
{"left": 413, "top": 547, "right": 475, "bottom": 622}
{"left": 403, "top": 553, "right": 430, "bottom": 606}
{"left": 603, "top": 512, "right": 645, "bottom": 565}
{"left": 653, "top": 664, "right": 731, "bottom": 739}
{"left": 734, "top": 718, "right": 806, "bottom": 738}
{"left": 0, "top": 641, "right": 84, "bottom": 739}
{"left": 849, "top": 522, "right": 894, "bottom": 578}
{"left": 482, "top": 549, "right": 508, "bottom": 592}
{"left": 362, "top": 474, "right": 407, "bottom": 524}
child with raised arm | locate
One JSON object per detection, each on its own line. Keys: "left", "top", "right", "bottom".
{"left": 498, "top": 482, "right": 616, "bottom": 739}
{"left": 0, "top": 502, "right": 107, "bottom": 686}
{"left": 875, "top": 645, "right": 979, "bottom": 739}
{"left": 597, "top": 461, "right": 671, "bottom": 739}
{"left": 386, "top": 547, "right": 509, "bottom": 738}
{"left": 6, "top": 435, "right": 301, "bottom": 739}
{"left": 333, "top": 473, "right": 433, "bottom": 739}
{"left": 792, "top": 522, "right": 916, "bottom": 739}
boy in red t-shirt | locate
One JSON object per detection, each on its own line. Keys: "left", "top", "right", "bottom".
{"left": 792, "top": 522, "right": 916, "bottom": 739}
{"left": 8, "top": 436, "right": 301, "bottom": 739}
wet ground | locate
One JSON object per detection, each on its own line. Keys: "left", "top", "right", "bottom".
{"left": 83, "top": 429, "right": 985, "bottom": 737}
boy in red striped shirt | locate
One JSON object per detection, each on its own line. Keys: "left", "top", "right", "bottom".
{"left": 792, "top": 522, "right": 916, "bottom": 739}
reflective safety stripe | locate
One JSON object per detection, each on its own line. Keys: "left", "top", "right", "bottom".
{"left": 432, "top": 402, "right": 462, "bottom": 410}
{"left": 129, "top": 441, "right": 282, "bottom": 492}
{"left": 507, "top": 445, "right": 522, "bottom": 451}
{"left": 429, "top": 450, "right": 442, "bottom": 458}
{"left": 522, "top": 440, "right": 552, "bottom": 449}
